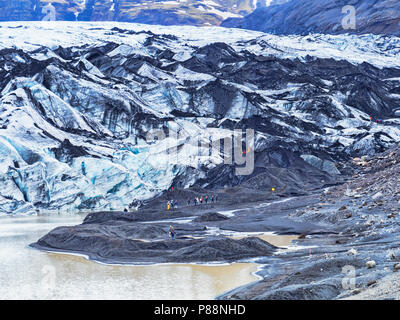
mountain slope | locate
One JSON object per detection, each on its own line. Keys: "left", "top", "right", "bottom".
{"left": 222, "top": 0, "right": 400, "bottom": 36}
{"left": 0, "top": 22, "right": 400, "bottom": 215}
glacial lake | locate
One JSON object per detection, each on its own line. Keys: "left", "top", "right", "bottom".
{"left": 0, "top": 214, "right": 260, "bottom": 300}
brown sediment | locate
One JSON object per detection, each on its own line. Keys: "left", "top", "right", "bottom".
{"left": 44, "top": 252, "right": 259, "bottom": 299}
{"left": 230, "top": 233, "right": 299, "bottom": 247}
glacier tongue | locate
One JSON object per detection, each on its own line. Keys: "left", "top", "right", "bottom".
{"left": 0, "top": 21, "right": 399, "bottom": 214}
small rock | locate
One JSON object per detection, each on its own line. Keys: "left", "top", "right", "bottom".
{"left": 347, "top": 248, "right": 358, "bottom": 256}
{"left": 366, "top": 260, "right": 376, "bottom": 269}
{"left": 372, "top": 192, "right": 383, "bottom": 200}
{"left": 394, "top": 264, "right": 400, "bottom": 272}
{"left": 339, "top": 205, "right": 347, "bottom": 211}
{"left": 345, "top": 212, "right": 353, "bottom": 219}
{"left": 386, "top": 251, "right": 396, "bottom": 261}
{"left": 367, "top": 280, "right": 377, "bottom": 287}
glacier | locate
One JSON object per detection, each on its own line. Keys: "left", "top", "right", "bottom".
{"left": 0, "top": 21, "right": 399, "bottom": 215}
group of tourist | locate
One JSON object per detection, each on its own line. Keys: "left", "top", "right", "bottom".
{"left": 165, "top": 191, "right": 220, "bottom": 241}
{"left": 167, "top": 199, "right": 179, "bottom": 211}
{"left": 187, "top": 195, "right": 218, "bottom": 206}
{"left": 166, "top": 194, "right": 219, "bottom": 211}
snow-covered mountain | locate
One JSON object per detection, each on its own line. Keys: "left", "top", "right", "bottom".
{"left": 1, "top": 21, "right": 400, "bottom": 215}
{"left": 0, "top": 0, "right": 261, "bottom": 26}
{"left": 222, "top": 0, "right": 400, "bottom": 36}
